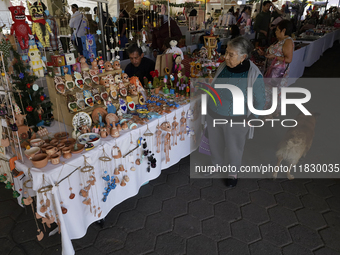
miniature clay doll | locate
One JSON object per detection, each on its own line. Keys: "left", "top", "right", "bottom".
{"left": 104, "top": 61, "right": 113, "bottom": 71}
{"left": 164, "top": 133, "right": 171, "bottom": 164}
{"left": 80, "top": 57, "right": 89, "bottom": 72}
{"left": 171, "top": 116, "right": 179, "bottom": 146}
{"left": 113, "top": 60, "right": 120, "bottom": 70}
{"left": 179, "top": 110, "right": 186, "bottom": 141}
{"left": 155, "top": 124, "right": 162, "bottom": 153}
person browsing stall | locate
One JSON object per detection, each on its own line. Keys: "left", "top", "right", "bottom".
{"left": 69, "top": 4, "right": 87, "bottom": 56}
{"left": 125, "top": 43, "right": 155, "bottom": 87}
{"left": 254, "top": 1, "right": 272, "bottom": 46}
{"left": 206, "top": 37, "right": 265, "bottom": 187}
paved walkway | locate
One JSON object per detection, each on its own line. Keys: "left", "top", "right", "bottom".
{"left": 1, "top": 42, "right": 340, "bottom": 255}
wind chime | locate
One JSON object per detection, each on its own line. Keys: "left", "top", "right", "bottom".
{"left": 79, "top": 156, "right": 100, "bottom": 216}
{"left": 160, "top": 117, "right": 172, "bottom": 164}
{"left": 100, "top": 146, "right": 116, "bottom": 203}
{"left": 141, "top": 125, "right": 157, "bottom": 171}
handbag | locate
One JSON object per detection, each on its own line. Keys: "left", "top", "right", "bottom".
{"left": 264, "top": 57, "right": 288, "bottom": 87}
{"left": 199, "top": 128, "right": 211, "bottom": 156}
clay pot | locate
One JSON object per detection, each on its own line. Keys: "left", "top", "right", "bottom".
{"left": 24, "top": 147, "right": 41, "bottom": 159}
{"left": 30, "top": 138, "right": 44, "bottom": 147}
{"left": 54, "top": 132, "right": 69, "bottom": 140}
{"left": 56, "top": 149, "right": 62, "bottom": 157}
{"left": 50, "top": 154, "right": 60, "bottom": 165}
{"left": 57, "top": 143, "right": 65, "bottom": 150}
{"left": 62, "top": 147, "right": 72, "bottom": 159}
{"left": 40, "top": 143, "right": 50, "bottom": 153}
{"left": 46, "top": 146, "right": 58, "bottom": 156}
{"left": 155, "top": 87, "right": 160, "bottom": 94}
{"left": 31, "top": 153, "right": 48, "bottom": 168}
{"left": 71, "top": 144, "right": 85, "bottom": 154}
{"left": 50, "top": 139, "right": 59, "bottom": 146}
{"left": 44, "top": 138, "right": 51, "bottom": 144}
{"left": 63, "top": 138, "right": 76, "bottom": 148}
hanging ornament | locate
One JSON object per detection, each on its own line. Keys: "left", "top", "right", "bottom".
{"left": 137, "top": 39, "right": 140, "bottom": 48}
{"left": 19, "top": 72, "right": 24, "bottom": 79}
{"left": 112, "top": 17, "right": 117, "bottom": 23}
{"left": 26, "top": 83, "right": 31, "bottom": 89}
{"left": 110, "top": 37, "right": 114, "bottom": 44}
{"left": 129, "top": 31, "right": 133, "bottom": 40}
{"left": 142, "top": 30, "right": 147, "bottom": 43}
{"left": 32, "top": 84, "right": 39, "bottom": 91}
{"left": 58, "top": 40, "right": 64, "bottom": 55}
{"left": 40, "top": 95, "right": 45, "bottom": 101}
{"left": 43, "top": 94, "right": 46, "bottom": 99}
{"left": 96, "top": 30, "right": 102, "bottom": 35}
{"left": 49, "top": 47, "right": 54, "bottom": 55}
{"left": 95, "top": 16, "right": 99, "bottom": 23}
{"left": 69, "top": 41, "right": 75, "bottom": 52}
{"left": 13, "top": 102, "right": 21, "bottom": 114}
{"left": 26, "top": 106, "right": 33, "bottom": 112}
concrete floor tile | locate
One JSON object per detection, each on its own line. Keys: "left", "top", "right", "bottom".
{"left": 282, "top": 243, "right": 313, "bottom": 255}
{"left": 230, "top": 220, "right": 261, "bottom": 244}
{"left": 190, "top": 179, "right": 212, "bottom": 189}
{"left": 225, "top": 188, "right": 250, "bottom": 206}
{"left": 326, "top": 197, "right": 340, "bottom": 213}
{"left": 323, "top": 211, "right": 340, "bottom": 229}
{"left": 314, "top": 247, "right": 340, "bottom": 255}
{"left": 241, "top": 203, "right": 270, "bottom": 225}
{"left": 319, "top": 227, "right": 340, "bottom": 252}
{"left": 167, "top": 172, "right": 190, "bottom": 188}
{"left": 201, "top": 186, "right": 226, "bottom": 204}
{"left": 125, "top": 229, "right": 156, "bottom": 255}
{"left": 152, "top": 184, "right": 177, "bottom": 201}
{"left": 162, "top": 198, "right": 188, "bottom": 218}
{"left": 268, "top": 206, "right": 298, "bottom": 227}
{"left": 218, "top": 238, "right": 250, "bottom": 255}
{"left": 275, "top": 192, "right": 303, "bottom": 211}
{"left": 176, "top": 185, "right": 201, "bottom": 202}
{"left": 145, "top": 212, "right": 173, "bottom": 235}
{"left": 12, "top": 220, "right": 43, "bottom": 244}
{"left": 75, "top": 246, "right": 102, "bottom": 255}
{"left": 20, "top": 241, "right": 43, "bottom": 255}
{"left": 260, "top": 222, "right": 292, "bottom": 247}
{"left": 305, "top": 182, "right": 333, "bottom": 198}
{"left": 155, "top": 232, "right": 186, "bottom": 255}
{"left": 288, "top": 225, "right": 323, "bottom": 250}
{"left": 249, "top": 240, "right": 282, "bottom": 255}
{"left": 258, "top": 179, "right": 283, "bottom": 194}
{"left": 214, "top": 201, "right": 241, "bottom": 223}
{"left": 135, "top": 196, "right": 162, "bottom": 215}
{"left": 235, "top": 179, "right": 259, "bottom": 192}
{"left": 116, "top": 210, "right": 146, "bottom": 232}
{"left": 280, "top": 180, "right": 309, "bottom": 196}
{"left": 174, "top": 215, "right": 201, "bottom": 238}
{"left": 187, "top": 235, "right": 217, "bottom": 255}
{"left": 250, "top": 190, "right": 277, "bottom": 208}
{"left": 0, "top": 238, "right": 16, "bottom": 255}
{"left": 41, "top": 245, "right": 62, "bottom": 255}
{"left": 95, "top": 226, "right": 128, "bottom": 253}
{"left": 301, "top": 194, "right": 330, "bottom": 213}
{"left": 295, "top": 208, "right": 327, "bottom": 230}
{"left": 202, "top": 217, "right": 231, "bottom": 241}
{"left": 0, "top": 217, "right": 15, "bottom": 238}
{"left": 188, "top": 199, "right": 214, "bottom": 220}
{"left": 329, "top": 184, "right": 340, "bottom": 198}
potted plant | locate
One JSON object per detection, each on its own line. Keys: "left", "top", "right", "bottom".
{"left": 150, "top": 70, "right": 160, "bottom": 94}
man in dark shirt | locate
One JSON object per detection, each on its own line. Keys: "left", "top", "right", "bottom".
{"left": 125, "top": 44, "right": 155, "bottom": 87}
{"left": 254, "top": 1, "right": 272, "bottom": 46}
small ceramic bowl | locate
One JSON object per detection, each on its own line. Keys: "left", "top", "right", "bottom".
{"left": 40, "top": 143, "right": 50, "bottom": 153}
{"left": 57, "top": 143, "right": 65, "bottom": 150}
{"left": 31, "top": 153, "right": 48, "bottom": 168}
{"left": 25, "top": 147, "right": 41, "bottom": 159}
{"left": 54, "top": 132, "right": 69, "bottom": 140}
{"left": 30, "top": 138, "right": 44, "bottom": 147}
{"left": 50, "top": 139, "right": 59, "bottom": 146}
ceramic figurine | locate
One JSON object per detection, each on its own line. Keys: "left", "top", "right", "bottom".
{"left": 121, "top": 72, "right": 129, "bottom": 85}
{"left": 164, "top": 133, "right": 171, "bottom": 164}
{"left": 100, "top": 126, "right": 109, "bottom": 138}
{"left": 179, "top": 110, "right": 187, "bottom": 141}
{"left": 29, "top": 44, "right": 45, "bottom": 78}
{"left": 80, "top": 57, "right": 89, "bottom": 72}
{"left": 155, "top": 124, "right": 162, "bottom": 153}
{"left": 80, "top": 124, "right": 90, "bottom": 134}
{"left": 104, "top": 61, "right": 113, "bottom": 71}
{"left": 171, "top": 116, "right": 179, "bottom": 146}
{"left": 112, "top": 60, "right": 120, "bottom": 70}
{"left": 111, "top": 125, "right": 119, "bottom": 138}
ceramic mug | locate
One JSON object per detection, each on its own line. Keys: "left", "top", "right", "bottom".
{"left": 50, "top": 139, "right": 59, "bottom": 146}
{"left": 41, "top": 144, "right": 50, "bottom": 153}
{"left": 57, "top": 143, "right": 65, "bottom": 150}
{"left": 50, "top": 154, "right": 60, "bottom": 165}
{"left": 46, "top": 146, "right": 58, "bottom": 156}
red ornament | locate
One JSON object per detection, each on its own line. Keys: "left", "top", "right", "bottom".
{"left": 26, "top": 106, "right": 33, "bottom": 112}
{"left": 26, "top": 83, "right": 31, "bottom": 89}
{"left": 40, "top": 95, "right": 44, "bottom": 101}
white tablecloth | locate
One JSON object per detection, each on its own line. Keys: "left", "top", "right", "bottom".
{"left": 288, "top": 46, "right": 307, "bottom": 86}
{"left": 15, "top": 103, "right": 199, "bottom": 255}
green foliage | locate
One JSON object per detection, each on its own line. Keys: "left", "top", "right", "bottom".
{"left": 153, "top": 77, "right": 160, "bottom": 88}
{"left": 11, "top": 47, "right": 52, "bottom": 128}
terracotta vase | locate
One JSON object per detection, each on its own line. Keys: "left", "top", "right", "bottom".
{"left": 62, "top": 147, "right": 72, "bottom": 159}
{"left": 155, "top": 87, "right": 160, "bottom": 94}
